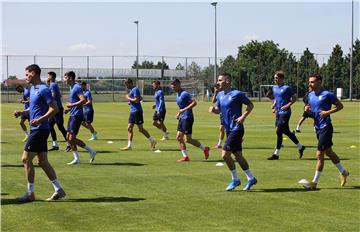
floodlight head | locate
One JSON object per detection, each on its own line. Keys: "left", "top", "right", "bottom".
{"left": 211, "top": 2, "right": 217, "bottom": 6}
{"left": 134, "top": 20, "right": 139, "bottom": 24}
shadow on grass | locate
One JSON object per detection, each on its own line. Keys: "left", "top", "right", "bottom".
{"left": 92, "top": 138, "right": 128, "bottom": 141}
{"left": 78, "top": 150, "right": 113, "bottom": 154}
{"left": 0, "top": 197, "right": 145, "bottom": 205}
{"left": 1, "top": 164, "right": 24, "bottom": 168}
{"left": 154, "top": 148, "right": 180, "bottom": 152}
{"left": 299, "top": 158, "right": 350, "bottom": 161}
{"left": 202, "top": 160, "right": 224, "bottom": 163}
{"left": 249, "top": 188, "right": 318, "bottom": 192}
{"left": 91, "top": 162, "right": 146, "bottom": 166}
{"left": 1, "top": 193, "right": 8, "bottom": 196}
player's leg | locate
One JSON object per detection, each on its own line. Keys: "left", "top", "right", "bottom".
{"left": 176, "top": 130, "right": 189, "bottom": 162}
{"left": 282, "top": 115, "right": 305, "bottom": 158}
{"left": 16, "top": 150, "right": 36, "bottom": 203}
{"left": 183, "top": 118, "right": 209, "bottom": 159}
{"left": 137, "top": 124, "right": 156, "bottom": 150}
{"left": 20, "top": 117, "right": 29, "bottom": 141}
{"left": 49, "top": 117, "right": 59, "bottom": 151}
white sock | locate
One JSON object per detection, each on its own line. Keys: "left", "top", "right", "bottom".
{"left": 335, "top": 162, "right": 345, "bottom": 174}
{"left": 274, "top": 149, "right": 280, "bottom": 156}
{"left": 72, "top": 151, "right": 80, "bottom": 161}
{"left": 244, "top": 169, "right": 254, "bottom": 181}
{"left": 23, "top": 130, "right": 29, "bottom": 136}
{"left": 84, "top": 145, "right": 93, "bottom": 152}
{"left": 217, "top": 139, "right": 223, "bottom": 146}
{"left": 163, "top": 132, "right": 168, "bottom": 138}
{"left": 51, "top": 179, "right": 62, "bottom": 191}
{"left": 52, "top": 141, "right": 58, "bottom": 147}
{"left": 296, "top": 125, "right": 300, "bottom": 130}
{"left": 66, "top": 142, "right": 70, "bottom": 146}
{"left": 147, "top": 136, "right": 155, "bottom": 143}
{"left": 297, "top": 143, "right": 303, "bottom": 149}
{"left": 312, "top": 170, "right": 321, "bottom": 183}
{"left": 128, "top": 140, "right": 132, "bottom": 147}
{"left": 181, "top": 150, "right": 188, "bottom": 157}
{"left": 27, "top": 182, "right": 34, "bottom": 193}
{"left": 199, "top": 144, "right": 205, "bottom": 151}
{"left": 230, "top": 169, "right": 239, "bottom": 180}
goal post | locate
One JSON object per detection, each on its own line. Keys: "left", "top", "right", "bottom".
{"left": 259, "top": 84, "right": 274, "bottom": 102}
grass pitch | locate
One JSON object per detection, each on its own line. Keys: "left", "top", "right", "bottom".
{"left": 1, "top": 101, "right": 359, "bottom": 231}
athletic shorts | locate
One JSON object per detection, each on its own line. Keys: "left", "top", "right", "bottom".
{"left": 24, "top": 129, "right": 50, "bottom": 153}
{"left": 21, "top": 113, "right": 29, "bottom": 121}
{"left": 153, "top": 111, "right": 166, "bottom": 122}
{"left": 67, "top": 115, "right": 84, "bottom": 135}
{"left": 223, "top": 129, "right": 244, "bottom": 153}
{"left": 316, "top": 124, "right": 333, "bottom": 151}
{"left": 49, "top": 108, "right": 64, "bottom": 125}
{"left": 177, "top": 118, "right": 194, "bottom": 135}
{"left": 83, "top": 110, "right": 94, "bottom": 123}
{"left": 302, "top": 111, "right": 314, "bottom": 119}
{"left": 128, "top": 111, "right": 144, "bottom": 125}
{"left": 275, "top": 114, "right": 290, "bottom": 127}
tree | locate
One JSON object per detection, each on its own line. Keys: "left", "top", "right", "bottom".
{"left": 131, "top": 60, "right": 169, "bottom": 69}
{"left": 298, "top": 48, "right": 319, "bottom": 96}
{"left": 324, "top": 44, "right": 345, "bottom": 93}
{"left": 188, "top": 61, "right": 201, "bottom": 79}
{"left": 175, "top": 63, "right": 185, "bottom": 70}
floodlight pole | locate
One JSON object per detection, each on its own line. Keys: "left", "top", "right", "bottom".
{"left": 349, "top": 0, "right": 354, "bottom": 101}
{"left": 134, "top": 20, "right": 139, "bottom": 82}
{"left": 211, "top": 2, "right": 218, "bottom": 84}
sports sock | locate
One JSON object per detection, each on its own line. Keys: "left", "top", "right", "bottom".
{"left": 128, "top": 140, "right": 132, "bottom": 147}
{"left": 296, "top": 125, "right": 300, "bottom": 130}
{"left": 72, "top": 151, "right": 80, "bottom": 161}
{"left": 199, "top": 144, "right": 205, "bottom": 151}
{"left": 84, "top": 145, "right": 93, "bottom": 152}
{"left": 217, "top": 139, "right": 223, "bottom": 146}
{"left": 163, "top": 131, "right": 168, "bottom": 138}
{"left": 312, "top": 170, "right": 321, "bottom": 183}
{"left": 51, "top": 179, "right": 62, "bottom": 191}
{"left": 230, "top": 169, "right": 239, "bottom": 180}
{"left": 335, "top": 162, "right": 345, "bottom": 174}
{"left": 244, "top": 169, "right": 254, "bottom": 181}
{"left": 181, "top": 150, "right": 188, "bottom": 157}
{"left": 23, "top": 130, "right": 29, "bottom": 136}
{"left": 147, "top": 136, "right": 155, "bottom": 143}
{"left": 52, "top": 141, "right": 59, "bottom": 147}
{"left": 274, "top": 149, "right": 280, "bottom": 156}
{"left": 27, "top": 182, "right": 34, "bottom": 193}
{"left": 297, "top": 143, "right": 303, "bottom": 149}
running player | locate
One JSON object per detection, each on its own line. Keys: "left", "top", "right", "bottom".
{"left": 15, "top": 85, "right": 30, "bottom": 142}
{"left": 81, "top": 81, "right": 98, "bottom": 140}
{"left": 152, "top": 80, "right": 168, "bottom": 140}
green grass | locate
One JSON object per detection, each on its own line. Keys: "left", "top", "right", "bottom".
{"left": 1, "top": 101, "right": 359, "bottom": 231}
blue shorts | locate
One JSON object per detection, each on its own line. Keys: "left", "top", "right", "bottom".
{"left": 153, "top": 111, "right": 166, "bottom": 122}
{"left": 21, "top": 113, "right": 29, "bottom": 121}
{"left": 316, "top": 124, "right": 333, "bottom": 151}
{"left": 24, "top": 129, "right": 50, "bottom": 153}
{"left": 275, "top": 113, "right": 290, "bottom": 127}
{"left": 49, "top": 108, "right": 64, "bottom": 125}
{"left": 302, "top": 111, "right": 314, "bottom": 119}
{"left": 83, "top": 110, "right": 94, "bottom": 123}
{"left": 224, "top": 129, "right": 244, "bottom": 153}
{"left": 128, "top": 111, "right": 144, "bottom": 125}
{"left": 67, "top": 115, "right": 84, "bottom": 135}
{"left": 177, "top": 118, "right": 194, "bottom": 135}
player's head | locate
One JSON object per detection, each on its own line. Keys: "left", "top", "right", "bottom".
{"left": 124, "top": 78, "right": 133, "bottom": 89}
{"left": 274, "top": 70, "right": 284, "bottom": 85}
{"left": 217, "top": 72, "right": 231, "bottom": 90}
{"left": 64, "top": 71, "right": 76, "bottom": 85}
{"left": 170, "top": 79, "right": 181, "bottom": 92}
{"left": 25, "top": 64, "right": 41, "bottom": 84}
{"left": 152, "top": 80, "right": 161, "bottom": 90}
{"left": 15, "top": 85, "right": 24, "bottom": 93}
{"left": 308, "top": 73, "right": 322, "bottom": 92}
{"left": 47, "top": 71, "right": 56, "bottom": 82}
{"left": 81, "top": 81, "right": 87, "bottom": 90}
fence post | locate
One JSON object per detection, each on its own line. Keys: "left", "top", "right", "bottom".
{"left": 112, "top": 56, "right": 115, "bottom": 102}
{"left": 185, "top": 57, "right": 188, "bottom": 79}
{"left": 87, "top": 56, "right": 89, "bottom": 80}
{"left": 6, "top": 55, "right": 9, "bottom": 103}
{"left": 60, "top": 56, "right": 64, "bottom": 95}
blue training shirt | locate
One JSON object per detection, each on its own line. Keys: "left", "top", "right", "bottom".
{"left": 29, "top": 82, "right": 54, "bottom": 130}
{"left": 176, "top": 90, "right": 194, "bottom": 120}
{"left": 68, "top": 83, "right": 84, "bottom": 116}
{"left": 272, "top": 84, "right": 294, "bottom": 115}
{"left": 154, "top": 89, "right": 166, "bottom": 112}
{"left": 216, "top": 90, "right": 251, "bottom": 133}
{"left": 23, "top": 87, "right": 30, "bottom": 110}
{"left": 308, "top": 89, "right": 337, "bottom": 129}
{"left": 83, "top": 89, "right": 94, "bottom": 112}
{"left": 128, "top": 86, "right": 143, "bottom": 113}
{"left": 50, "top": 82, "right": 63, "bottom": 110}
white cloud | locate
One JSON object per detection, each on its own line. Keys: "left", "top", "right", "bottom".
{"left": 243, "top": 35, "right": 259, "bottom": 42}
{"left": 68, "top": 43, "right": 96, "bottom": 51}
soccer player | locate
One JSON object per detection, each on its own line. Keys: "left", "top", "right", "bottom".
{"left": 268, "top": 70, "right": 305, "bottom": 160}
{"left": 170, "top": 79, "right": 210, "bottom": 162}
{"left": 15, "top": 84, "right": 30, "bottom": 142}
{"left": 121, "top": 78, "right": 157, "bottom": 151}
{"left": 64, "top": 71, "right": 96, "bottom": 164}
{"left": 294, "top": 88, "right": 314, "bottom": 133}
{"left": 80, "top": 81, "right": 98, "bottom": 140}
{"left": 212, "top": 83, "right": 225, "bottom": 148}
{"left": 14, "top": 64, "right": 65, "bottom": 203}
{"left": 151, "top": 80, "right": 169, "bottom": 140}
{"left": 47, "top": 71, "right": 71, "bottom": 151}
{"left": 302, "top": 74, "right": 349, "bottom": 190}
{"left": 209, "top": 73, "right": 257, "bottom": 191}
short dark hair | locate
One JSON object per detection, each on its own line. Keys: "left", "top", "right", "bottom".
{"left": 15, "top": 85, "right": 23, "bottom": 91}
{"left": 81, "top": 81, "right": 87, "bottom": 86}
{"left": 219, "top": 72, "right": 232, "bottom": 80}
{"left": 48, "top": 71, "right": 56, "bottom": 81}
{"left": 25, "top": 64, "right": 41, "bottom": 76}
{"left": 171, "top": 79, "right": 181, "bottom": 85}
{"left": 275, "top": 70, "right": 284, "bottom": 79}
{"left": 309, "top": 73, "right": 322, "bottom": 81}
{"left": 64, "top": 71, "right": 76, "bottom": 80}
{"left": 124, "top": 78, "right": 133, "bottom": 84}
{"left": 152, "top": 80, "right": 160, "bottom": 85}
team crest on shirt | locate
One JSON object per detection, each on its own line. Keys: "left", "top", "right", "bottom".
{"left": 319, "top": 96, "right": 323, "bottom": 100}
{"left": 280, "top": 89, "right": 284, "bottom": 93}
{"left": 228, "top": 96, "right": 232, "bottom": 100}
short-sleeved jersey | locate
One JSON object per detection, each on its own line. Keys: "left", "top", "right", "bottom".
{"left": 49, "top": 82, "right": 63, "bottom": 109}
{"left": 176, "top": 90, "right": 194, "bottom": 120}
{"left": 303, "top": 92, "right": 309, "bottom": 105}
{"left": 69, "top": 83, "right": 84, "bottom": 116}
{"left": 154, "top": 89, "right": 166, "bottom": 112}
{"left": 128, "top": 86, "right": 143, "bottom": 112}
{"left": 216, "top": 90, "right": 251, "bottom": 133}
{"left": 83, "top": 89, "right": 94, "bottom": 112}
{"left": 308, "top": 89, "right": 338, "bottom": 129}
{"left": 272, "top": 84, "right": 294, "bottom": 115}
{"left": 23, "top": 87, "right": 30, "bottom": 110}
{"left": 29, "top": 83, "right": 54, "bottom": 130}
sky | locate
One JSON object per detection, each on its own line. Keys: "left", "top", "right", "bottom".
{"left": 1, "top": 0, "right": 359, "bottom": 79}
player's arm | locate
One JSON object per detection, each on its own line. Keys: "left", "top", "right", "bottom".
{"left": 211, "top": 86, "right": 220, "bottom": 104}
{"left": 14, "top": 108, "right": 30, "bottom": 118}
{"left": 83, "top": 96, "right": 92, "bottom": 106}
{"left": 281, "top": 93, "right": 297, "bottom": 111}
{"left": 236, "top": 100, "right": 254, "bottom": 124}
{"left": 21, "top": 97, "right": 30, "bottom": 104}
{"left": 319, "top": 99, "right": 343, "bottom": 118}
{"left": 179, "top": 98, "right": 197, "bottom": 114}
{"left": 66, "top": 94, "right": 86, "bottom": 108}
{"left": 209, "top": 106, "right": 220, "bottom": 114}
{"left": 126, "top": 93, "right": 140, "bottom": 103}
{"left": 31, "top": 101, "right": 58, "bottom": 126}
